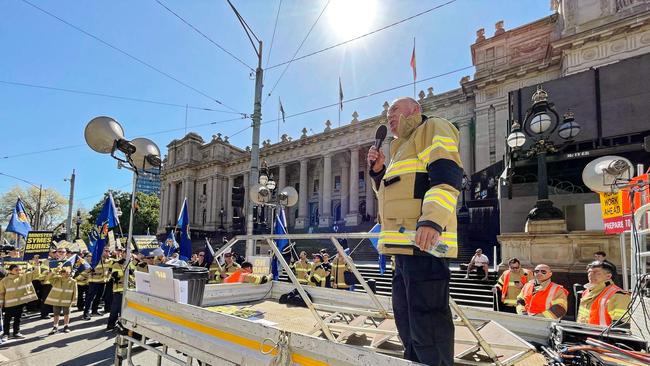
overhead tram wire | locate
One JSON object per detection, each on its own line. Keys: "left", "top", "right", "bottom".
{"left": 154, "top": 0, "right": 254, "bottom": 72}
{"left": 3, "top": 52, "right": 510, "bottom": 160}
{"left": 19, "top": 0, "right": 244, "bottom": 115}
{"left": 265, "top": 0, "right": 283, "bottom": 71}
{"left": 0, "top": 80, "right": 241, "bottom": 114}
{"left": 0, "top": 172, "right": 41, "bottom": 188}
{"left": 263, "top": 0, "right": 331, "bottom": 105}
{"left": 266, "top": 0, "right": 459, "bottom": 70}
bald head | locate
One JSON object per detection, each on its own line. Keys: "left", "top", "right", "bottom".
{"left": 387, "top": 97, "right": 421, "bottom": 137}
{"left": 533, "top": 264, "right": 552, "bottom": 282}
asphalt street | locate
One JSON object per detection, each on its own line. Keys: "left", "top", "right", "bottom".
{"left": 0, "top": 311, "right": 179, "bottom": 366}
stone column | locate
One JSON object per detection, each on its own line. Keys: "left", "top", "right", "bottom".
{"left": 346, "top": 147, "right": 361, "bottom": 226}
{"left": 365, "top": 165, "right": 375, "bottom": 218}
{"left": 295, "top": 159, "right": 309, "bottom": 229}
{"left": 226, "top": 176, "right": 234, "bottom": 227}
{"left": 458, "top": 120, "right": 473, "bottom": 174}
{"left": 158, "top": 185, "right": 166, "bottom": 230}
{"left": 278, "top": 164, "right": 287, "bottom": 192}
{"left": 169, "top": 182, "right": 177, "bottom": 225}
{"left": 319, "top": 154, "right": 333, "bottom": 227}
{"left": 340, "top": 158, "right": 349, "bottom": 225}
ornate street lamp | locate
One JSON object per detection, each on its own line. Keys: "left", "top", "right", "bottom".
{"left": 84, "top": 116, "right": 161, "bottom": 315}
{"left": 506, "top": 86, "right": 581, "bottom": 220}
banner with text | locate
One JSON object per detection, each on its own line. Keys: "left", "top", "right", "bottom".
{"left": 247, "top": 255, "right": 271, "bottom": 275}
{"left": 23, "top": 231, "right": 54, "bottom": 260}
{"left": 133, "top": 235, "right": 160, "bottom": 256}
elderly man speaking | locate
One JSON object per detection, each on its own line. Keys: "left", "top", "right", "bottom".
{"left": 367, "top": 97, "right": 462, "bottom": 365}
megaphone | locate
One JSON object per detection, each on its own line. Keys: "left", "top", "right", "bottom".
{"left": 582, "top": 155, "right": 633, "bottom": 193}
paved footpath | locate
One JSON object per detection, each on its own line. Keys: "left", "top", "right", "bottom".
{"left": 0, "top": 311, "right": 178, "bottom": 365}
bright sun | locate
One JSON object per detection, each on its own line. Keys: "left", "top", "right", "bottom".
{"left": 327, "top": 0, "right": 377, "bottom": 39}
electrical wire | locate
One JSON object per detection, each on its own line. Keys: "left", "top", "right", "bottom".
{"left": 154, "top": 0, "right": 254, "bottom": 72}
{"left": 265, "top": 0, "right": 283, "bottom": 70}
{"left": 0, "top": 80, "right": 242, "bottom": 114}
{"left": 263, "top": 0, "right": 331, "bottom": 104}
{"left": 266, "top": 0, "right": 459, "bottom": 70}
{"left": 0, "top": 172, "right": 41, "bottom": 188}
{"left": 19, "top": 0, "right": 243, "bottom": 114}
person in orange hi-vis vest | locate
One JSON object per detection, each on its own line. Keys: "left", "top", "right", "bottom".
{"left": 516, "top": 264, "right": 568, "bottom": 319}
{"left": 577, "top": 261, "right": 630, "bottom": 326}
{"left": 492, "top": 258, "right": 531, "bottom": 313}
{"left": 224, "top": 262, "right": 269, "bottom": 285}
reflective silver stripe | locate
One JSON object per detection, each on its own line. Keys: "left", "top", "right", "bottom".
{"left": 5, "top": 284, "right": 31, "bottom": 292}
{"left": 597, "top": 286, "right": 619, "bottom": 326}
{"left": 545, "top": 284, "right": 560, "bottom": 310}
{"left": 63, "top": 289, "right": 73, "bottom": 293}
{"left": 5, "top": 298, "right": 18, "bottom": 304}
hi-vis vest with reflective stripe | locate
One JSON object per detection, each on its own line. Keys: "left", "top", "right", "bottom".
{"left": 520, "top": 281, "right": 567, "bottom": 317}
{"left": 375, "top": 115, "right": 462, "bottom": 258}
{"left": 577, "top": 283, "right": 630, "bottom": 326}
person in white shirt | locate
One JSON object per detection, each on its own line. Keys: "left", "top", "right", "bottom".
{"left": 465, "top": 248, "right": 489, "bottom": 281}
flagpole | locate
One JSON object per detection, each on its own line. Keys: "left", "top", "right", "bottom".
{"left": 413, "top": 37, "right": 416, "bottom": 99}
{"left": 278, "top": 98, "right": 281, "bottom": 143}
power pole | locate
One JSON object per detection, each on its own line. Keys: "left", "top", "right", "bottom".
{"left": 65, "top": 169, "right": 76, "bottom": 240}
{"left": 246, "top": 40, "right": 263, "bottom": 258}
{"left": 35, "top": 184, "right": 43, "bottom": 230}
{"left": 227, "top": 0, "right": 263, "bottom": 259}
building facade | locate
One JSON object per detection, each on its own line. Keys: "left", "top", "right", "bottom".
{"left": 159, "top": 0, "right": 650, "bottom": 234}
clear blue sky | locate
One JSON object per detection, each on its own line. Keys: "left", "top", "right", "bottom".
{"left": 0, "top": 0, "right": 552, "bottom": 212}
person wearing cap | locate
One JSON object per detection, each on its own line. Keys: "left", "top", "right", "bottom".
{"left": 308, "top": 254, "right": 329, "bottom": 287}
{"left": 593, "top": 251, "right": 618, "bottom": 280}
{"left": 516, "top": 264, "right": 568, "bottom": 319}
{"left": 492, "top": 258, "right": 531, "bottom": 313}
{"left": 82, "top": 247, "right": 112, "bottom": 320}
{"left": 218, "top": 253, "right": 241, "bottom": 282}
{"left": 107, "top": 248, "right": 135, "bottom": 330}
{"left": 45, "top": 266, "right": 77, "bottom": 334}
{"left": 0, "top": 257, "right": 41, "bottom": 340}
{"left": 321, "top": 252, "right": 332, "bottom": 288}
{"left": 577, "top": 261, "right": 630, "bottom": 326}
{"left": 290, "top": 251, "right": 311, "bottom": 285}
{"left": 151, "top": 248, "right": 165, "bottom": 266}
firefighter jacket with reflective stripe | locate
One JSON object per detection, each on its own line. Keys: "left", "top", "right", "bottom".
{"left": 291, "top": 259, "right": 311, "bottom": 284}
{"left": 86, "top": 258, "right": 112, "bottom": 283}
{"left": 371, "top": 114, "right": 462, "bottom": 258}
{"left": 45, "top": 275, "right": 77, "bottom": 307}
{"left": 74, "top": 268, "right": 89, "bottom": 286}
{"left": 330, "top": 256, "right": 350, "bottom": 289}
{"left": 516, "top": 280, "right": 568, "bottom": 319}
{"left": 215, "top": 262, "right": 240, "bottom": 283}
{"left": 577, "top": 281, "right": 630, "bottom": 326}
{"left": 309, "top": 263, "right": 329, "bottom": 287}
{"left": 496, "top": 269, "right": 531, "bottom": 306}
{"left": 0, "top": 266, "right": 41, "bottom": 307}
{"left": 37, "top": 260, "right": 52, "bottom": 284}
{"left": 110, "top": 259, "right": 136, "bottom": 293}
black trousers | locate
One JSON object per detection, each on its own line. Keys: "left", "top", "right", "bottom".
{"left": 40, "top": 284, "right": 53, "bottom": 318}
{"left": 3, "top": 304, "right": 24, "bottom": 336}
{"left": 84, "top": 282, "right": 105, "bottom": 314}
{"left": 107, "top": 292, "right": 123, "bottom": 328}
{"left": 103, "top": 280, "right": 113, "bottom": 313}
{"left": 393, "top": 255, "right": 454, "bottom": 366}
{"left": 77, "top": 285, "right": 88, "bottom": 311}
{"left": 26, "top": 281, "right": 41, "bottom": 312}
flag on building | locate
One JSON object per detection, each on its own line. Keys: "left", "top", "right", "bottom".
{"left": 339, "top": 77, "right": 344, "bottom": 111}
{"left": 5, "top": 198, "right": 32, "bottom": 238}
{"left": 410, "top": 39, "right": 417, "bottom": 81}
{"left": 271, "top": 208, "right": 289, "bottom": 280}
{"left": 91, "top": 194, "right": 119, "bottom": 269}
{"left": 204, "top": 238, "right": 215, "bottom": 267}
{"left": 368, "top": 223, "right": 386, "bottom": 275}
{"left": 279, "top": 98, "right": 286, "bottom": 123}
{"left": 177, "top": 198, "right": 192, "bottom": 261}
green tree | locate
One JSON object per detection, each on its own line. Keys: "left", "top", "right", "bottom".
{"left": 0, "top": 185, "right": 68, "bottom": 230}
{"left": 88, "top": 191, "right": 159, "bottom": 235}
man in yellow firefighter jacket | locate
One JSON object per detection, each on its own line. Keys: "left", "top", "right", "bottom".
{"left": 577, "top": 261, "right": 630, "bottom": 326}
{"left": 367, "top": 97, "right": 462, "bottom": 366}
{"left": 493, "top": 258, "right": 531, "bottom": 313}
{"left": 107, "top": 248, "right": 135, "bottom": 330}
{"left": 330, "top": 248, "right": 351, "bottom": 290}
{"left": 291, "top": 251, "right": 311, "bottom": 285}
{"left": 82, "top": 247, "right": 112, "bottom": 320}
{"left": 215, "top": 252, "right": 241, "bottom": 283}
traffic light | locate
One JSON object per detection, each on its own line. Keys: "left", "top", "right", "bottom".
{"left": 232, "top": 186, "right": 245, "bottom": 208}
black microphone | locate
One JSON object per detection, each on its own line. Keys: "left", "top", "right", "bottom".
{"left": 370, "top": 125, "right": 388, "bottom": 169}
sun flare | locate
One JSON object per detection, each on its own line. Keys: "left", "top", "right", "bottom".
{"left": 327, "top": 0, "right": 377, "bottom": 39}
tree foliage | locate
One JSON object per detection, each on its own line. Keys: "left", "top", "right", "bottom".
{"left": 87, "top": 191, "right": 159, "bottom": 235}
{"left": 0, "top": 185, "right": 68, "bottom": 230}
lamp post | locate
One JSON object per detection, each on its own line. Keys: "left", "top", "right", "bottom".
{"left": 458, "top": 175, "right": 471, "bottom": 223}
{"left": 83, "top": 116, "right": 161, "bottom": 322}
{"left": 219, "top": 207, "right": 225, "bottom": 230}
{"left": 506, "top": 86, "right": 581, "bottom": 221}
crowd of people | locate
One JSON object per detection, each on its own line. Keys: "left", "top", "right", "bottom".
{"left": 491, "top": 251, "right": 631, "bottom": 326}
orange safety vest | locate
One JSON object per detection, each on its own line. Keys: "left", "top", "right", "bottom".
{"left": 583, "top": 284, "right": 622, "bottom": 326}
{"left": 224, "top": 269, "right": 243, "bottom": 283}
{"left": 521, "top": 281, "right": 566, "bottom": 315}
{"left": 501, "top": 270, "right": 528, "bottom": 302}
